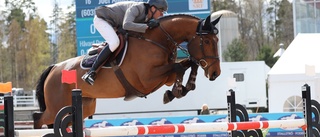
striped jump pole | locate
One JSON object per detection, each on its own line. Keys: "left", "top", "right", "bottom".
{"left": 227, "top": 89, "right": 262, "bottom": 136}
{"left": 84, "top": 119, "right": 305, "bottom": 136}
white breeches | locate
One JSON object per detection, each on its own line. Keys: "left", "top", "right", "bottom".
{"left": 93, "top": 15, "right": 120, "bottom": 52}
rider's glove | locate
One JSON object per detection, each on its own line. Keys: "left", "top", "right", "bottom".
{"left": 147, "top": 19, "right": 159, "bottom": 29}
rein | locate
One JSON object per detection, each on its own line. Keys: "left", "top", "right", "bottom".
{"left": 129, "top": 18, "right": 220, "bottom": 70}
{"left": 128, "top": 24, "right": 178, "bottom": 61}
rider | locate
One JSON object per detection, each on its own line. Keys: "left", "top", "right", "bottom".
{"left": 82, "top": 0, "right": 168, "bottom": 85}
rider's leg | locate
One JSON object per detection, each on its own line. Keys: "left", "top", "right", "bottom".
{"left": 82, "top": 16, "right": 120, "bottom": 85}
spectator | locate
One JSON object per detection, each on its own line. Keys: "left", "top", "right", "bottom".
{"left": 200, "top": 104, "right": 210, "bottom": 115}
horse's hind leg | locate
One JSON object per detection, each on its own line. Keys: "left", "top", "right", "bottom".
{"left": 163, "top": 90, "right": 175, "bottom": 104}
{"left": 33, "top": 112, "right": 43, "bottom": 129}
{"left": 82, "top": 97, "right": 96, "bottom": 119}
{"left": 33, "top": 110, "right": 56, "bottom": 129}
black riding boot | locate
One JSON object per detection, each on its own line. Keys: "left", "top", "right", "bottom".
{"left": 82, "top": 45, "right": 112, "bottom": 85}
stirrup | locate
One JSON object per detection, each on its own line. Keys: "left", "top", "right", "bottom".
{"left": 82, "top": 71, "right": 96, "bottom": 85}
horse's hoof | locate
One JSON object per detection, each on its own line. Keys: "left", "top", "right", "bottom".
{"left": 47, "top": 124, "right": 54, "bottom": 129}
{"left": 33, "top": 112, "right": 43, "bottom": 129}
{"left": 172, "top": 89, "right": 183, "bottom": 98}
{"left": 163, "top": 90, "right": 175, "bottom": 104}
{"left": 186, "top": 83, "right": 196, "bottom": 91}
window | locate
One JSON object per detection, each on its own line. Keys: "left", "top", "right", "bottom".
{"left": 283, "top": 96, "right": 303, "bottom": 112}
{"left": 233, "top": 73, "right": 244, "bottom": 82}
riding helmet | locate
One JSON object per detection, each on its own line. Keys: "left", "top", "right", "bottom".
{"left": 147, "top": 0, "right": 168, "bottom": 12}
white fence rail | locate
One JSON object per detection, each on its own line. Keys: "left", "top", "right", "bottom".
{"left": 13, "top": 90, "right": 38, "bottom": 107}
{"left": 0, "top": 90, "right": 38, "bottom": 107}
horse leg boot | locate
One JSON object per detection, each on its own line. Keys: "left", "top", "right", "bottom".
{"left": 82, "top": 44, "right": 112, "bottom": 85}
{"left": 186, "top": 62, "right": 199, "bottom": 91}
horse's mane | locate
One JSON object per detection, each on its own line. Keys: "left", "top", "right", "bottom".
{"left": 158, "top": 14, "right": 201, "bottom": 22}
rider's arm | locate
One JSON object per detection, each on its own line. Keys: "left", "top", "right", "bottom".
{"left": 123, "top": 5, "right": 148, "bottom": 33}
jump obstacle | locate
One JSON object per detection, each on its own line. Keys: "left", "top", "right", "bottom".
{"left": 1, "top": 84, "right": 320, "bottom": 137}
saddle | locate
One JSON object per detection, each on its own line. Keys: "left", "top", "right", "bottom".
{"left": 80, "top": 31, "right": 127, "bottom": 69}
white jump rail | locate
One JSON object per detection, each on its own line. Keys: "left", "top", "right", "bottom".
{"left": 84, "top": 119, "right": 305, "bottom": 136}
{"left": 14, "top": 119, "right": 305, "bottom": 137}
{"left": 15, "top": 129, "right": 53, "bottom": 137}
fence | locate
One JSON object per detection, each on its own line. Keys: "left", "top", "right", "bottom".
{"left": 0, "top": 90, "right": 37, "bottom": 107}
{"left": 13, "top": 90, "right": 38, "bottom": 107}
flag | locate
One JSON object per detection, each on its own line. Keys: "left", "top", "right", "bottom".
{"left": 61, "top": 70, "right": 77, "bottom": 85}
{"left": 0, "top": 82, "right": 12, "bottom": 93}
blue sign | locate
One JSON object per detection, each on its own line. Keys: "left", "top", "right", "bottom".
{"left": 75, "top": 0, "right": 211, "bottom": 57}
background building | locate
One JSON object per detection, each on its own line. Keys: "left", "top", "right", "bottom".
{"left": 293, "top": 0, "right": 320, "bottom": 36}
{"left": 211, "top": 10, "right": 239, "bottom": 62}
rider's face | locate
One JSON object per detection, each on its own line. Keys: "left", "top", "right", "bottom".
{"left": 149, "top": 6, "right": 165, "bottom": 19}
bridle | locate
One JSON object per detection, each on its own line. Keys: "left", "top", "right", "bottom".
{"left": 159, "top": 18, "right": 220, "bottom": 70}
{"left": 188, "top": 19, "right": 220, "bottom": 71}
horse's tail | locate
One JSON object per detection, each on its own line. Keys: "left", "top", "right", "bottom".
{"left": 36, "top": 65, "right": 54, "bottom": 112}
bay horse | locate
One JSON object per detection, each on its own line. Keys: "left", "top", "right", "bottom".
{"left": 33, "top": 14, "right": 222, "bottom": 129}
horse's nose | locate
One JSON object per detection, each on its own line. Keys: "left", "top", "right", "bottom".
{"left": 209, "top": 71, "right": 219, "bottom": 81}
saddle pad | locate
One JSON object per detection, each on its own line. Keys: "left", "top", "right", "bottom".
{"left": 80, "top": 44, "right": 128, "bottom": 69}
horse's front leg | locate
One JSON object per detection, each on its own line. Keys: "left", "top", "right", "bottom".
{"left": 185, "top": 61, "right": 199, "bottom": 91}
{"left": 171, "top": 60, "right": 199, "bottom": 97}
{"left": 163, "top": 59, "right": 191, "bottom": 104}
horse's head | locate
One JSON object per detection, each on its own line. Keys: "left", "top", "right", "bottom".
{"left": 187, "top": 15, "right": 222, "bottom": 81}
{"left": 146, "top": 14, "right": 221, "bottom": 81}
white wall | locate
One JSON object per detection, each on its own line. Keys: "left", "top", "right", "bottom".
{"left": 268, "top": 74, "right": 320, "bottom": 112}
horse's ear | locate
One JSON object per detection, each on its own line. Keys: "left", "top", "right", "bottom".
{"left": 203, "top": 15, "right": 211, "bottom": 27}
{"left": 202, "top": 15, "right": 211, "bottom": 31}
{"left": 211, "top": 14, "right": 222, "bottom": 26}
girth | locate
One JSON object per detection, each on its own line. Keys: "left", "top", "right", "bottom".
{"left": 110, "top": 61, "right": 147, "bottom": 101}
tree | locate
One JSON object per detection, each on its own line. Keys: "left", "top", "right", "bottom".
{"left": 7, "top": 20, "right": 22, "bottom": 86}
{"left": 212, "top": 0, "right": 276, "bottom": 61}
{"left": 4, "top": 0, "right": 37, "bottom": 88}
{"left": 276, "top": 0, "right": 294, "bottom": 48}
{"left": 0, "top": 17, "right": 8, "bottom": 82}
{"left": 223, "top": 39, "right": 248, "bottom": 61}
{"left": 266, "top": 0, "right": 280, "bottom": 46}
{"left": 256, "top": 45, "right": 278, "bottom": 67}
{"left": 5, "top": 0, "right": 36, "bottom": 28}
{"left": 49, "top": 0, "right": 64, "bottom": 64}
{"left": 57, "top": 1, "right": 77, "bottom": 62}
{"left": 238, "top": 0, "right": 270, "bottom": 60}
{"left": 211, "top": 0, "right": 238, "bottom": 12}
{"left": 22, "top": 16, "right": 51, "bottom": 89}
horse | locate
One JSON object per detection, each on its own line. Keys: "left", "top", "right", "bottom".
{"left": 33, "top": 14, "right": 222, "bottom": 129}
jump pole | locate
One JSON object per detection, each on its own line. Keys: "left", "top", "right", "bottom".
{"left": 84, "top": 119, "right": 305, "bottom": 136}
{"left": 302, "top": 84, "right": 313, "bottom": 137}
